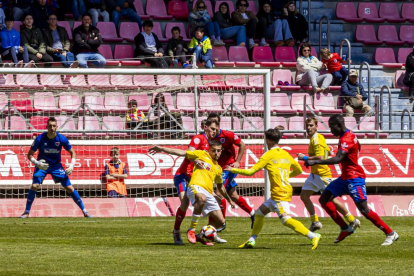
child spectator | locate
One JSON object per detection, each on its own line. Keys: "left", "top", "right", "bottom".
{"left": 126, "top": 99, "right": 147, "bottom": 129}
{"left": 188, "top": 26, "right": 213, "bottom": 69}
{"left": 105, "top": 147, "right": 128, "bottom": 198}
{"left": 320, "top": 48, "right": 349, "bottom": 84}
{"left": 167, "top": 26, "right": 189, "bottom": 68}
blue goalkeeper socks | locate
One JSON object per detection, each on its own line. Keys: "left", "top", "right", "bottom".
{"left": 24, "top": 189, "right": 37, "bottom": 213}
{"left": 70, "top": 189, "right": 85, "bottom": 211}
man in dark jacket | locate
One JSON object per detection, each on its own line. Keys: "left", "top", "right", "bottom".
{"left": 403, "top": 46, "right": 414, "bottom": 97}
{"left": 43, "top": 14, "right": 78, "bottom": 68}
{"left": 106, "top": 0, "right": 141, "bottom": 30}
{"left": 341, "top": 69, "right": 372, "bottom": 117}
{"left": 30, "top": 0, "right": 53, "bottom": 30}
{"left": 166, "top": 26, "right": 188, "bottom": 67}
{"left": 20, "top": 14, "right": 53, "bottom": 67}
{"left": 72, "top": 12, "right": 106, "bottom": 68}
{"left": 12, "top": 0, "right": 33, "bottom": 22}
{"left": 85, "top": 0, "right": 109, "bottom": 26}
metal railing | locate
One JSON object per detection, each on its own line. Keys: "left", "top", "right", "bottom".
{"left": 339, "top": 39, "right": 352, "bottom": 74}
{"left": 359, "top": 62, "right": 371, "bottom": 106}
{"left": 379, "top": 85, "right": 392, "bottom": 131}
{"left": 401, "top": 109, "right": 412, "bottom": 139}
{"left": 319, "top": 16, "right": 331, "bottom": 58}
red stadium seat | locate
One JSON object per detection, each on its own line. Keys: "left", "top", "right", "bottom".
{"left": 151, "top": 22, "right": 168, "bottom": 43}
{"left": 199, "top": 93, "right": 223, "bottom": 112}
{"left": 120, "top": 22, "right": 140, "bottom": 42}
{"left": 225, "top": 75, "right": 250, "bottom": 90}
{"left": 192, "top": 1, "right": 214, "bottom": 17}
{"left": 87, "top": 75, "right": 113, "bottom": 88}
{"left": 318, "top": 117, "right": 335, "bottom": 138}
{"left": 242, "top": 117, "right": 263, "bottom": 138}
{"left": 0, "top": 116, "right": 8, "bottom": 138}
{"left": 220, "top": 116, "right": 241, "bottom": 131}
{"left": 55, "top": 116, "right": 82, "bottom": 138}
{"left": 335, "top": 2, "right": 363, "bottom": 23}
{"left": 57, "top": 21, "right": 73, "bottom": 40}
{"left": 16, "top": 74, "right": 42, "bottom": 89}
{"left": 96, "top": 22, "right": 122, "bottom": 42}
{"left": 78, "top": 116, "right": 104, "bottom": 137}
{"left": 202, "top": 75, "right": 229, "bottom": 90}
{"left": 214, "top": 1, "right": 234, "bottom": 14}
{"left": 133, "top": 75, "right": 157, "bottom": 89}
{"left": 30, "top": 116, "right": 48, "bottom": 131}
{"left": 97, "top": 45, "right": 119, "bottom": 66}
{"left": 374, "top": 48, "right": 402, "bottom": 68}
{"left": 114, "top": 45, "right": 142, "bottom": 66}
{"left": 355, "top": 25, "right": 383, "bottom": 45}
{"left": 395, "top": 70, "right": 409, "bottom": 91}
{"left": 59, "top": 92, "right": 81, "bottom": 112}
{"left": 64, "top": 75, "right": 89, "bottom": 88}
{"left": 0, "top": 74, "right": 19, "bottom": 89}
{"left": 182, "top": 116, "right": 196, "bottom": 137}
{"left": 245, "top": 93, "right": 264, "bottom": 113}
{"left": 270, "top": 93, "right": 296, "bottom": 114}
{"left": 222, "top": 93, "right": 249, "bottom": 113}
{"left": 270, "top": 117, "right": 294, "bottom": 138}
{"left": 102, "top": 116, "right": 128, "bottom": 137}
{"left": 180, "top": 75, "right": 203, "bottom": 87}
{"left": 34, "top": 92, "right": 61, "bottom": 112}
{"left": 128, "top": 94, "right": 151, "bottom": 112}
{"left": 275, "top": 47, "right": 296, "bottom": 67}
{"left": 247, "top": 1, "right": 257, "bottom": 14}
{"left": 13, "top": 21, "right": 23, "bottom": 32}
{"left": 399, "top": 26, "right": 414, "bottom": 45}
{"left": 157, "top": 75, "right": 180, "bottom": 87}
{"left": 212, "top": 46, "right": 234, "bottom": 67}
{"left": 228, "top": 46, "right": 255, "bottom": 67}
{"left": 165, "top": 22, "right": 189, "bottom": 42}
{"left": 151, "top": 92, "right": 176, "bottom": 111}
{"left": 168, "top": 0, "right": 189, "bottom": 19}
{"left": 379, "top": 3, "right": 405, "bottom": 23}
{"left": 401, "top": 3, "right": 414, "bottom": 23}
{"left": 272, "top": 69, "right": 300, "bottom": 91}
{"left": 252, "top": 47, "right": 280, "bottom": 67}
{"left": 288, "top": 117, "right": 305, "bottom": 138}
{"left": 313, "top": 93, "right": 342, "bottom": 114}
{"left": 248, "top": 75, "right": 265, "bottom": 90}
{"left": 110, "top": 75, "right": 135, "bottom": 88}
{"left": 84, "top": 92, "right": 108, "bottom": 112}
{"left": 11, "top": 92, "right": 38, "bottom": 112}
{"left": 343, "top": 117, "right": 364, "bottom": 138}
{"left": 0, "top": 93, "right": 7, "bottom": 113}
{"left": 4, "top": 116, "right": 32, "bottom": 139}
{"left": 397, "top": 48, "right": 412, "bottom": 64}
{"left": 176, "top": 93, "right": 195, "bottom": 112}
{"left": 291, "top": 93, "right": 318, "bottom": 113}
{"left": 146, "top": 0, "right": 173, "bottom": 20}
{"left": 377, "top": 25, "right": 404, "bottom": 46}
{"left": 40, "top": 74, "right": 68, "bottom": 89}
{"left": 133, "top": 0, "right": 150, "bottom": 19}
{"left": 357, "top": 3, "right": 385, "bottom": 23}
{"left": 359, "top": 117, "right": 387, "bottom": 138}
{"left": 73, "top": 21, "right": 82, "bottom": 30}
{"left": 104, "top": 92, "right": 128, "bottom": 113}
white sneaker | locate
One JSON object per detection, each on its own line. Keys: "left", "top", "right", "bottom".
{"left": 214, "top": 234, "right": 227, "bottom": 244}
{"left": 173, "top": 230, "right": 184, "bottom": 245}
{"left": 309, "top": 221, "right": 323, "bottom": 232}
{"left": 349, "top": 218, "right": 361, "bottom": 231}
{"left": 213, "top": 40, "right": 221, "bottom": 46}
{"left": 381, "top": 231, "right": 399, "bottom": 246}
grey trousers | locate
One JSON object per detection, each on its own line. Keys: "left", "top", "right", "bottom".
{"left": 298, "top": 69, "right": 333, "bottom": 89}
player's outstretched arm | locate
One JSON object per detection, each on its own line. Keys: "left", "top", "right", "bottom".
{"left": 305, "top": 150, "right": 347, "bottom": 167}
{"left": 217, "top": 183, "right": 235, "bottom": 208}
{"left": 148, "top": 146, "right": 187, "bottom": 157}
{"left": 232, "top": 140, "right": 246, "bottom": 168}
{"left": 226, "top": 155, "right": 267, "bottom": 176}
{"left": 65, "top": 149, "right": 77, "bottom": 175}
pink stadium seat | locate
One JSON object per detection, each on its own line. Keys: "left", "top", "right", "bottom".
{"left": 151, "top": 93, "right": 176, "bottom": 111}
{"left": 103, "top": 116, "right": 128, "bottom": 137}
{"left": 97, "top": 45, "right": 119, "bottom": 66}
{"left": 272, "top": 69, "right": 300, "bottom": 91}
{"left": 34, "top": 92, "right": 60, "bottom": 112}
{"left": 222, "top": 93, "right": 249, "bottom": 113}
{"left": 10, "top": 92, "right": 37, "bottom": 112}
{"left": 199, "top": 93, "right": 223, "bottom": 112}
{"left": 377, "top": 25, "right": 404, "bottom": 46}
{"left": 165, "top": 22, "right": 189, "bottom": 41}
{"left": 87, "top": 75, "right": 113, "bottom": 88}
{"left": 245, "top": 93, "right": 264, "bottom": 113}
{"left": 248, "top": 75, "right": 264, "bottom": 90}
{"left": 291, "top": 93, "right": 318, "bottom": 113}
{"left": 270, "top": 93, "right": 296, "bottom": 114}
{"left": 133, "top": 0, "right": 150, "bottom": 19}
{"left": 151, "top": 22, "right": 168, "bottom": 43}
{"left": 128, "top": 94, "right": 151, "bottom": 112}
{"left": 359, "top": 117, "right": 387, "bottom": 138}
{"left": 176, "top": 93, "right": 195, "bottom": 112}
{"left": 313, "top": 93, "right": 342, "bottom": 114}
{"left": 57, "top": 21, "right": 72, "bottom": 40}
{"left": 73, "top": 21, "right": 82, "bottom": 30}
{"left": 30, "top": 116, "right": 48, "bottom": 131}
{"left": 220, "top": 116, "right": 241, "bottom": 131}
{"left": 374, "top": 48, "right": 402, "bottom": 68}
{"left": 114, "top": 45, "right": 142, "bottom": 66}
{"left": 0, "top": 74, "right": 19, "bottom": 89}
{"left": 357, "top": 3, "right": 385, "bottom": 23}
{"left": 110, "top": 75, "right": 135, "bottom": 88}
{"left": 243, "top": 117, "right": 263, "bottom": 138}
{"left": 180, "top": 75, "right": 203, "bottom": 88}
{"left": 225, "top": 75, "right": 250, "bottom": 90}
{"left": 228, "top": 46, "right": 255, "bottom": 67}
{"left": 16, "top": 74, "right": 42, "bottom": 89}
{"left": 84, "top": 92, "right": 108, "bottom": 112}
{"left": 55, "top": 116, "right": 82, "bottom": 138}
{"left": 0, "top": 93, "right": 7, "bottom": 112}
{"left": 400, "top": 26, "right": 414, "bottom": 45}
{"left": 379, "top": 3, "right": 405, "bottom": 23}
{"left": 104, "top": 92, "right": 128, "bottom": 113}
{"left": 401, "top": 3, "right": 414, "bottom": 23}
{"left": 157, "top": 75, "right": 180, "bottom": 87}
{"left": 4, "top": 116, "right": 32, "bottom": 139}
{"left": 335, "top": 2, "right": 363, "bottom": 23}
{"left": 40, "top": 74, "right": 68, "bottom": 89}
{"left": 59, "top": 92, "right": 81, "bottom": 112}
{"left": 212, "top": 46, "right": 234, "bottom": 67}
{"left": 168, "top": 0, "right": 189, "bottom": 19}
{"left": 182, "top": 116, "right": 195, "bottom": 137}
{"left": 343, "top": 117, "right": 364, "bottom": 138}
{"left": 13, "top": 21, "right": 23, "bottom": 32}
{"left": 288, "top": 117, "right": 305, "bottom": 138}
{"left": 215, "top": 1, "right": 234, "bottom": 14}
{"left": 120, "top": 22, "right": 140, "bottom": 42}
{"left": 96, "top": 22, "right": 123, "bottom": 42}
{"left": 64, "top": 75, "right": 89, "bottom": 88}
{"left": 397, "top": 48, "right": 411, "bottom": 64}
{"left": 202, "top": 75, "right": 229, "bottom": 90}
{"left": 247, "top": 1, "right": 257, "bottom": 14}
{"left": 355, "top": 25, "right": 383, "bottom": 45}
{"left": 270, "top": 117, "right": 294, "bottom": 138}
{"left": 395, "top": 70, "right": 409, "bottom": 91}
{"left": 133, "top": 75, "right": 157, "bottom": 89}
{"left": 318, "top": 117, "right": 335, "bottom": 138}
{"left": 252, "top": 47, "right": 280, "bottom": 67}
{"left": 193, "top": 1, "right": 214, "bottom": 17}
{"left": 78, "top": 116, "right": 104, "bottom": 137}
{"left": 0, "top": 117, "right": 7, "bottom": 138}
{"left": 275, "top": 47, "right": 296, "bottom": 67}
{"left": 146, "top": 0, "right": 173, "bottom": 20}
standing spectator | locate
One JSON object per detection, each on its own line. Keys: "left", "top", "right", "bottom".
{"left": 30, "top": 0, "right": 53, "bottom": 30}
{"left": 72, "top": 0, "right": 86, "bottom": 21}
{"left": 107, "top": 0, "right": 142, "bottom": 31}
{"left": 166, "top": 26, "right": 189, "bottom": 68}
{"left": 105, "top": 147, "right": 128, "bottom": 198}
{"left": 85, "top": 0, "right": 109, "bottom": 26}
{"left": 42, "top": 14, "right": 78, "bottom": 68}
{"left": 232, "top": 0, "right": 258, "bottom": 49}
{"left": 341, "top": 69, "right": 372, "bottom": 117}
{"left": 189, "top": 0, "right": 224, "bottom": 46}
{"left": 20, "top": 14, "right": 53, "bottom": 67}
{"left": 320, "top": 48, "right": 349, "bottom": 84}
{"left": 257, "top": 0, "right": 294, "bottom": 47}
{"left": 296, "top": 42, "right": 332, "bottom": 93}
{"left": 188, "top": 26, "right": 213, "bottom": 69}
{"left": 72, "top": 12, "right": 106, "bottom": 68}
{"left": 282, "top": 1, "right": 308, "bottom": 43}
{"left": 213, "top": 2, "right": 246, "bottom": 47}
{"left": 12, "top": 0, "right": 33, "bottom": 22}
{"left": 403, "top": 46, "right": 414, "bottom": 97}
{"left": 134, "top": 20, "right": 171, "bottom": 68}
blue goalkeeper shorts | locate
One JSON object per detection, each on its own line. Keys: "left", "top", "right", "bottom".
{"left": 173, "top": 174, "right": 190, "bottom": 195}
{"left": 33, "top": 163, "right": 71, "bottom": 187}
{"left": 223, "top": 171, "right": 238, "bottom": 192}
{"left": 325, "top": 177, "right": 367, "bottom": 203}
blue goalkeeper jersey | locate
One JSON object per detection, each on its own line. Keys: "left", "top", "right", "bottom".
{"left": 30, "top": 133, "right": 72, "bottom": 165}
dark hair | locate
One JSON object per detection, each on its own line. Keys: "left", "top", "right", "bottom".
{"left": 265, "top": 128, "right": 281, "bottom": 144}
{"left": 23, "top": 13, "right": 32, "bottom": 20}
{"left": 260, "top": 0, "right": 272, "bottom": 12}
{"left": 236, "top": 0, "right": 249, "bottom": 8}
{"left": 47, "top": 117, "right": 57, "bottom": 125}
{"left": 110, "top": 147, "right": 120, "bottom": 155}
{"left": 128, "top": 99, "right": 137, "bottom": 107}
{"left": 82, "top": 12, "right": 92, "bottom": 20}
{"left": 207, "top": 112, "right": 220, "bottom": 123}
{"left": 205, "top": 118, "right": 219, "bottom": 127}
{"left": 194, "top": 26, "right": 204, "bottom": 33}
{"left": 143, "top": 20, "right": 153, "bottom": 28}
{"left": 154, "top": 93, "right": 165, "bottom": 104}
{"left": 218, "top": 2, "right": 231, "bottom": 20}
{"left": 5, "top": 16, "right": 14, "bottom": 22}
{"left": 171, "top": 26, "right": 180, "bottom": 34}
{"left": 48, "top": 13, "right": 57, "bottom": 19}
{"left": 299, "top": 42, "right": 312, "bottom": 57}
{"left": 208, "top": 140, "right": 222, "bottom": 147}
{"left": 284, "top": 1, "right": 298, "bottom": 15}
{"left": 329, "top": 114, "right": 344, "bottom": 124}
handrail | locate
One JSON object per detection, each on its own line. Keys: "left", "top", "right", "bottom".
{"left": 375, "top": 96, "right": 379, "bottom": 139}
{"left": 379, "top": 85, "right": 392, "bottom": 131}
{"left": 359, "top": 62, "right": 371, "bottom": 106}
{"left": 401, "top": 109, "right": 412, "bottom": 139}
{"left": 299, "top": 0, "right": 311, "bottom": 43}
{"left": 339, "top": 39, "right": 352, "bottom": 75}
{"left": 319, "top": 16, "right": 331, "bottom": 58}
{"left": 303, "top": 95, "right": 307, "bottom": 139}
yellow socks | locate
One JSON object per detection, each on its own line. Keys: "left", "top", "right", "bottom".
{"left": 310, "top": 214, "right": 319, "bottom": 223}
{"left": 344, "top": 212, "right": 355, "bottom": 224}
{"left": 251, "top": 213, "right": 265, "bottom": 237}
{"left": 282, "top": 217, "right": 314, "bottom": 239}
{"left": 189, "top": 214, "right": 200, "bottom": 231}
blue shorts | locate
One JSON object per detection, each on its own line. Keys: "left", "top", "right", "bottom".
{"left": 173, "top": 174, "right": 190, "bottom": 195}
{"left": 223, "top": 171, "right": 238, "bottom": 192}
{"left": 33, "top": 163, "right": 71, "bottom": 187}
{"left": 325, "top": 177, "right": 367, "bottom": 203}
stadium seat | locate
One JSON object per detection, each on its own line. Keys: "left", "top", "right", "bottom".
{"left": 0, "top": 74, "right": 19, "bottom": 89}
{"left": 379, "top": 3, "right": 405, "bottom": 23}
{"left": 228, "top": 46, "right": 255, "bottom": 67}
{"left": 199, "top": 93, "right": 223, "bottom": 112}
{"left": 401, "top": 3, "right": 414, "bottom": 23}
{"left": 248, "top": 75, "right": 264, "bottom": 90}
{"left": 313, "top": 93, "right": 342, "bottom": 114}
{"left": 359, "top": 117, "right": 387, "bottom": 138}
{"left": 16, "top": 74, "right": 42, "bottom": 89}
{"left": 146, "top": 0, "right": 173, "bottom": 20}
{"left": 357, "top": 3, "right": 385, "bottom": 23}
{"left": 4, "top": 116, "right": 32, "bottom": 139}
{"left": 58, "top": 92, "right": 81, "bottom": 112}
{"left": 220, "top": 116, "right": 241, "bottom": 131}
{"left": 192, "top": 0, "right": 214, "bottom": 17}
{"left": 30, "top": 116, "right": 48, "bottom": 131}
{"left": 157, "top": 75, "right": 180, "bottom": 87}
{"left": 399, "top": 26, "right": 414, "bottom": 45}
{"left": 270, "top": 117, "right": 294, "bottom": 138}
{"left": 0, "top": 118, "right": 7, "bottom": 138}
{"left": 87, "top": 75, "right": 113, "bottom": 88}
{"left": 10, "top": 92, "right": 37, "bottom": 112}
{"left": 291, "top": 93, "right": 318, "bottom": 113}
{"left": 245, "top": 93, "right": 264, "bottom": 113}
{"left": 355, "top": 25, "right": 383, "bottom": 45}
{"left": 270, "top": 93, "right": 296, "bottom": 114}
{"left": 114, "top": 45, "right": 142, "bottom": 66}
{"left": 151, "top": 93, "right": 176, "bottom": 111}
{"left": 151, "top": 22, "right": 168, "bottom": 43}
{"left": 110, "top": 75, "right": 135, "bottom": 88}
{"left": 128, "top": 94, "right": 151, "bottom": 112}
{"left": 180, "top": 75, "right": 203, "bottom": 88}
{"left": 12, "top": 21, "right": 23, "bottom": 32}
{"left": 374, "top": 48, "right": 402, "bottom": 68}
{"left": 252, "top": 47, "right": 280, "bottom": 67}
{"left": 34, "top": 92, "right": 61, "bottom": 112}
{"left": 335, "top": 2, "right": 363, "bottom": 23}
{"left": 133, "top": 0, "right": 150, "bottom": 19}
{"left": 343, "top": 117, "right": 364, "bottom": 138}
{"left": 395, "top": 71, "right": 409, "bottom": 91}
{"left": 397, "top": 48, "right": 411, "bottom": 64}
{"left": 104, "top": 92, "right": 128, "bottom": 113}
{"left": 0, "top": 92, "right": 7, "bottom": 112}
{"left": 57, "top": 21, "right": 72, "bottom": 40}
{"left": 97, "top": 45, "right": 119, "bottom": 66}
{"left": 247, "top": 1, "right": 257, "bottom": 14}
{"left": 176, "top": 93, "right": 196, "bottom": 112}
{"left": 222, "top": 93, "right": 249, "bottom": 113}
{"left": 272, "top": 69, "right": 300, "bottom": 91}
{"left": 288, "top": 117, "right": 305, "bottom": 138}
{"left": 275, "top": 47, "right": 296, "bottom": 67}
{"left": 120, "top": 22, "right": 140, "bottom": 42}
{"left": 72, "top": 21, "right": 82, "bottom": 30}
{"left": 96, "top": 22, "right": 122, "bottom": 42}
{"left": 103, "top": 116, "right": 128, "bottom": 137}
{"left": 55, "top": 116, "right": 82, "bottom": 138}
{"left": 202, "top": 75, "right": 229, "bottom": 90}
{"left": 225, "top": 75, "right": 250, "bottom": 90}
{"left": 84, "top": 92, "right": 108, "bottom": 112}
{"left": 78, "top": 116, "right": 104, "bottom": 137}
{"left": 377, "top": 26, "right": 404, "bottom": 46}
{"left": 40, "top": 74, "right": 68, "bottom": 89}
{"left": 181, "top": 116, "right": 196, "bottom": 137}
{"left": 64, "top": 75, "right": 89, "bottom": 88}
{"left": 242, "top": 117, "right": 263, "bottom": 138}
{"left": 318, "top": 117, "right": 335, "bottom": 138}
{"left": 165, "top": 22, "right": 190, "bottom": 42}
{"left": 133, "top": 75, "right": 157, "bottom": 89}
{"left": 212, "top": 47, "right": 234, "bottom": 67}
{"left": 214, "top": 1, "right": 234, "bottom": 14}
{"left": 168, "top": 0, "right": 189, "bottom": 19}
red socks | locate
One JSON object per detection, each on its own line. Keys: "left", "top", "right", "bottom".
{"left": 220, "top": 198, "right": 227, "bottom": 218}
{"left": 236, "top": 196, "right": 253, "bottom": 215}
{"left": 174, "top": 207, "right": 186, "bottom": 231}
{"left": 322, "top": 201, "right": 348, "bottom": 228}
{"left": 366, "top": 210, "right": 393, "bottom": 235}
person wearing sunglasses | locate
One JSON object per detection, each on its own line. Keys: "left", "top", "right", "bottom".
{"left": 232, "top": 0, "right": 258, "bottom": 49}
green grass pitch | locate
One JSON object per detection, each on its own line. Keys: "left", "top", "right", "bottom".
{"left": 0, "top": 217, "right": 413, "bottom": 276}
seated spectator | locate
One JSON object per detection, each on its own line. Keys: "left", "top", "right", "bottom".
{"left": 126, "top": 99, "right": 147, "bottom": 129}
{"left": 0, "top": 2, "right": 5, "bottom": 30}
{"left": 134, "top": 20, "right": 171, "bottom": 68}
{"left": 12, "top": 0, "right": 32, "bottom": 22}
{"left": 403, "top": 46, "right": 414, "bottom": 97}
{"left": 341, "top": 69, "right": 372, "bottom": 117}
{"left": 105, "top": 147, "right": 128, "bottom": 198}
{"left": 85, "top": 0, "right": 109, "bottom": 26}
{"left": 213, "top": 2, "right": 246, "bottom": 46}
{"left": 282, "top": 1, "right": 308, "bottom": 43}
{"left": 20, "top": 14, "right": 53, "bottom": 67}
{"left": 30, "top": 0, "right": 54, "bottom": 30}
{"left": 259, "top": 0, "right": 288, "bottom": 16}
{"left": 107, "top": 0, "right": 142, "bottom": 31}
{"left": 188, "top": 26, "right": 213, "bottom": 69}
{"left": 72, "top": 12, "right": 106, "bottom": 68}
{"left": 43, "top": 14, "right": 78, "bottom": 68}
{"left": 72, "top": 0, "right": 86, "bottom": 21}
{"left": 232, "top": 0, "right": 258, "bottom": 49}
{"left": 320, "top": 48, "right": 349, "bottom": 84}
{"left": 0, "top": 16, "right": 33, "bottom": 67}
{"left": 167, "top": 26, "right": 189, "bottom": 68}
{"left": 257, "top": 0, "right": 294, "bottom": 47}
{"left": 296, "top": 42, "right": 332, "bottom": 93}
{"left": 189, "top": 0, "right": 224, "bottom": 46}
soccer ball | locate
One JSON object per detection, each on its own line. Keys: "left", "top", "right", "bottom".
{"left": 200, "top": 225, "right": 217, "bottom": 242}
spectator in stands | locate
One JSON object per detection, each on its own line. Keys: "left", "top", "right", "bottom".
{"left": 341, "top": 69, "right": 372, "bottom": 117}
{"left": 105, "top": 147, "right": 128, "bottom": 198}
{"left": 166, "top": 26, "right": 189, "bottom": 68}
{"left": 12, "top": 0, "right": 32, "bottom": 22}
{"left": 134, "top": 20, "right": 171, "bottom": 68}
{"left": 43, "top": 14, "right": 78, "bottom": 68}
{"left": 232, "top": 0, "right": 258, "bottom": 49}
{"left": 213, "top": 2, "right": 246, "bottom": 47}
{"left": 20, "top": 14, "right": 53, "bottom": 67}
{"left": 107, "top": 0, "right": 142, "bottom": 31}
{"left": 126, "top": 99, "right": 147, "bottom": 129}
{"left": 0, "top": 2, "right": 5, "bottom": 30}
{"left": 30, "top": 0, "right": 53, "bottom": 30}
{"left": 188, "top": 26, "right": 213, "bottom": 69}
{"left": 282, "top": 1, "right": 308, "bottom": 43}
{"left": 85, "top": 0, "right": 109, "bottom": 26}
{"left": 257, "top": 0, "right": 294, "bottom": 47}
{"left": 72, "top": 12, "right": 106, "bottom": 68}
{"left": 320, "top": 48, "right": 349, "bottom": 84}
{"left": 259, "top": 0, "right": 287, "bottom": 16}
{"left": 72, "top": 0, "right": 86, "bottom": 21}
{"left": 403, "top": 46, "right": 414, "bottom": 97}
{"left": 189, "top": 0, "right": 224, "bottom": 46}
{"left": 296, "top": 43, "right": 332, "bottom": 93}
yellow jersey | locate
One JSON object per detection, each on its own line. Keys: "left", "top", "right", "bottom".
{"left": 231, "top": 146, "right": 302, "bottom": 201}
{"left": 308, "top": 133, "right": 332, "bottom": 178}
{"left": 186, "top": 150, "right": 223, "bottom": 194}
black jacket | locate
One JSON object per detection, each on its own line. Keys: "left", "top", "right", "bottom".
{"left": 134, "top": 32, "right": 163, "bottom": 57}
{"left": 166, "top": 37, "right": 188, "bottom": 58}
{"left": 257, "top": 10, "right": 279, "bottom": 28}
{"left": 406, "top": 52, "right": 414, "bottom": 73}
{"left": 213, "top": 11, "right": 233, "bottom": 29}
{"left": 72, "top": 25, "right": 103, "bottom": 55}
{"left": 85, "top": 0, "right": 107, "bottom": 11}
{"left": 20, "top": 26, "right": 46, "bottom": 55}
{"left": 42, "top": 26, "right": 71, "bottom": 54}
{"left": 259, "top": 0, "right": 287, "bottom": 15}
{"left": 30, "top": 2, "right": 53, "bottom": 30}
{"left": 106, "top": 0, "right": 136, "bottom": 13}
{"left": 282, "top": 11, "right": 308, "bottom": 41}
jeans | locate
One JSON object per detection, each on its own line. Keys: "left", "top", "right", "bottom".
{"left": 72, "top": 0, "right": 86, "bottom": 19}
{"left": 332, "top": 67, "right": 348, "bottom": 83}
{"left": 297, "top": 69, "right": 333, "bottom": 89}
{"left": 205, "top": 21, "right": 221, "bottom": 39}
{"left": 88, "top": 8, "right": 110, "bottom": 26}
{"left": 112, "top": 8, "right": 142, "bottom": 30}
{"left": 76, "top": 52, "right": 106, "bottom": 68}
{"left": 194, "top": 46, "right": 213, "bottom": 69}
{"left": 1, "top": 46, "right": 29, "bottom": 64}
{"left": 265, "top": 19, "right": 293, "bottom": 42}
{"left": 220, "top": 26, "right": 246, "bottom": 46}
{"left": 52, "top": 51, "right": 75, "bottom": 68}
{"left": 12, "top": 7, "right": 30, "bottom": 21}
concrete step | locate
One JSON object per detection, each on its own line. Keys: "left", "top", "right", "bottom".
{"left": 362, "top": 76, "right": 394, "bottom": 89}
{"left": 300, "top": 1, "right": 325, "bottom": 9}
{"left": 312, "top": 23, "right": 343, "bottom": 32}
{"left": 348, "top": 53, "right": 373, "bottom": 65}
{"left": 310, "top": 31, "right": 354, "bottom": 44}
{"left": 308, "top": 8, "right": 335, "bottom": 22}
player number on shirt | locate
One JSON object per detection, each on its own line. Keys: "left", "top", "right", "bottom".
{"left": 278, "top": 168, "right": 290, "bottom": 187}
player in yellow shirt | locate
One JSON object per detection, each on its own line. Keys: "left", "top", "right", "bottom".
{"left": 148, "top": 140, "right": 235, "bottom": 245}
{"left": 226, "top": 128, "right": 321, "bottom": 250}
{"left": 297, "top": 117, "right": 360, "bottom": 232}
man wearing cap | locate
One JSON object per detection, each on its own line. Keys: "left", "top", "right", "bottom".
{"left": 340, "top": 69, "right": 372, "bottom": 117}
{"left": 403, "top": 46, "right": 414, "bottom": 97}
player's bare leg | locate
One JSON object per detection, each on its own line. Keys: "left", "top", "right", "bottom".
{"left": 207, "top": 210, "right": 227, "bottom": 244}
{"left": 228, "top": 187, "right": 255, "bottom": 228}
{"left": 173, "top": 191, "right": 189, "bottom": 245}
{"left": 208, "top": 193, "right": 227, "bottom": 231}
{"left": 20, "top": 184, "right": 40, "bottom": 218}
{"left": 187, "top": 193, "right": 206, "bottom": 244}
{"left": 333, "top": 198, "right": 360, "bottom": 230}
{"left": 300, "top": 189, "right": 323, "bottom": 231}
